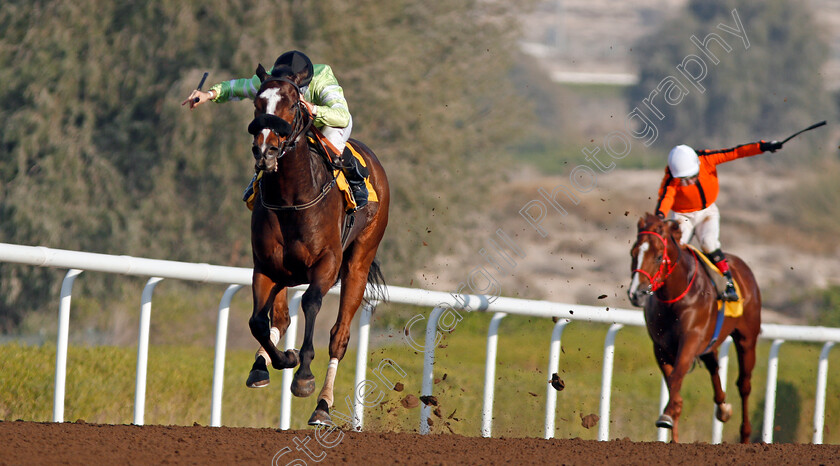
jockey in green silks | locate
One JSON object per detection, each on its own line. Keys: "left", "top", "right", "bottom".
{"left": 183, "top": 50, "right": 368, "bottom": 208}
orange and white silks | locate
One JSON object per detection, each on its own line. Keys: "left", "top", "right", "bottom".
{"left": 655, "top": 142, "right": 763, "bottom": 216}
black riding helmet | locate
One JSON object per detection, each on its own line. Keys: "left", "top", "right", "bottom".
{"left": 271, "top": 51, "right": 314, "bottom": 87}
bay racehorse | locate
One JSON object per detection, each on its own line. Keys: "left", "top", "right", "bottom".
{"left": 627, "top": 213, "right": 760, "bottom": 443}
{"left": 246, "top": 64, "right": 389, "bottom": 426}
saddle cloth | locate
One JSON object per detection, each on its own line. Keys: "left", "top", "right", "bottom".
{"left": 245, "top": 137, "right": 377, "bottom": 211}
{"left": 686, "top": 244, "right": 744, "bottom": 318}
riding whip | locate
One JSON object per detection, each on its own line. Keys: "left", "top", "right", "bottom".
{"left": 780, "top": 120, "right": 826, "bottom": 145}
{"left": 193, "top": 72, "right": 209, "bottom": 103}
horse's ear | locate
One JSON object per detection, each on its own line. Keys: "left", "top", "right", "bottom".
{"left": 637, "top": 216, "right": 647, "bottom": 230}
{"left": 256, "top": 63, "right": 268, "bottom": 83}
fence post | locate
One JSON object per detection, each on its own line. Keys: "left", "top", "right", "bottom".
{"left": 481, "top": 312, "right": 507, "bottom": 438}
{"left": 657, "top": 377, "right": 668, "bottom": 442}
{"left": 279, "top": 290, "right": 303, "bottom": 430}
{"left": 711, "top": 337, "right": 733, "bottom": 444}
{"left": 210, "top": 284, "right": 243, "bottom": 427}
{"left": 53, "top": 269, "right": 83, "bottom": 423}
{"left": 598, "top": 323, "right": 623, "bottom": 441}
{"left": 352, "top": 301, "right": 377, "bottom": 431}
{"left": 420, "top": 306, "right": 446, "bottom": 434}
{"left": 545, "top": 319, "right": 570, "bottom": 439}
{"left": 134, "top": 277, "right": 164, "bottom": 425}
{"left": 813, "top": 341, "right": 835, "bottom": 444}
{"left": 762, "top": 339, "right": 784, "bottom": 443}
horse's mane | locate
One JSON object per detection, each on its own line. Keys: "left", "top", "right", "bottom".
{"left": 639, "top": 212, "right": 684, "bottom": 246}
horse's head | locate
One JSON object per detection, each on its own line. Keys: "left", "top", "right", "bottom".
{"left": 627, "top": 213, "right": 683, "bottom": 307}
{"left": 248, "top": 64, "right": 304, "bottom": 172}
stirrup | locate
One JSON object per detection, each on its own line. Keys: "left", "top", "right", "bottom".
{"left": 721, "top": 283, "right": 739, "bottom": 302}
{"left": 350, "top": 184, "right": 368, "bottom": 209}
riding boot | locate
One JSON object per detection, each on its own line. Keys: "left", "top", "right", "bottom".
{"left": 341, "top": 152, "right": 369, "bottom": 209}
{"left": 706, "top": 249, "right": 739, "bottom": 301}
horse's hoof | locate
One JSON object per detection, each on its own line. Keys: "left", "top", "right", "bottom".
{"left": 716, "top": 403, "right": 732, "bottom": 423}
{"left": 246, "top": 369, "right": 270, "bottom": 388}
{"left": 291, "top": 375, "right": 316, "bottom": 397}
{"left": 308, "top": 409, "right": 333, "bottom": 427}
{"left": 246, "top": 358, "right": 270, "bottom": 388}
{"left": 655, "top": 414, "right": 674, "bottom": 429}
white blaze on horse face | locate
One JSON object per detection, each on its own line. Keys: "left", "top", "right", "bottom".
{"left": 629, "top": 241, "right": 650, "bottom": 294}
{"left": 261, "top": 87, "right": 284, "bottom": 115}
{"left": 258, "top": 87, "right": 285, "bottom": 153}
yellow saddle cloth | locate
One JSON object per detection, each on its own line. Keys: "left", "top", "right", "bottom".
{"left": 245, "top": 139, "right": 377, "bottom": 211}
{"left": 687, "top": 244, "right": 744, "bottom": 318}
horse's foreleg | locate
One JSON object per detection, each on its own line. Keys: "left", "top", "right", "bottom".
{"left": 653, "top": 344, "right": 677, "bottom": 437}
{"left": 660, "top": 333, "right": 703, "bottom": 443}
{"left": 292, "top": 261, "right": 337, "bottom": 399}
{"left": 249, "top": 274, "right": 298, "bottom": 377}
{"left": 247, "top": 286, "right": 299, "bottom": 388}
{"left": 734, "top": 335, "right": 757, "bottom": 443}
{"left": 700, "top": 352, "right": 732, "bottom": 423}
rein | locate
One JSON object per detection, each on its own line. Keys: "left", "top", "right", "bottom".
{"left": 259, "top": 175, "right": 337, "bottom": 211}
{"left": 634, "top": 230, "right": 698, "bottom": 303}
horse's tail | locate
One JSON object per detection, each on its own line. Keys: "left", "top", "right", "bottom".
{"left": 365, "top": 258, "right": 388, "bottom": 305}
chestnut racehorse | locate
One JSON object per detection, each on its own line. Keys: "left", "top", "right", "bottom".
{"left": 627, "top": 213, "right": 760, "bottom": 443}
{"left": 246, "top": 65, "right": 389, "bottom": 426}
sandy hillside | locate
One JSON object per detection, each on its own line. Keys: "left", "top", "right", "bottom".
{"left": 413, "top": 166, "right": 840, "bottom": 325}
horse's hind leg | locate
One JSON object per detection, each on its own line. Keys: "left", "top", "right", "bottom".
{"left": 733, "top": 332, "right": 757, "bottom": 443}
{"left": 700, "top": 351, "right": 732, "bottom": 422}
{"left": 309, "top": 250, "right": 375, "bottom": 426}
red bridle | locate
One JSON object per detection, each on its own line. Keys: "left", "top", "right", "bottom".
{"left": 633, "top": 230, "right": 698, "bottom": 303}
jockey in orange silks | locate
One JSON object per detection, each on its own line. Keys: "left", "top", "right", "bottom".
{"left": 654, "top": 139, "right": 782, "bottom": 301}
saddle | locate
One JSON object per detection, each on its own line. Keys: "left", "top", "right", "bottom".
{"left": 686, "top": 244, "right": 744, "bottom": 318}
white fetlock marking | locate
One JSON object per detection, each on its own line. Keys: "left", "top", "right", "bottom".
{"left": 256, "top": 327, "right": 282, "bottom": 364}
{"left": 318, "top": 358, "right": 339, "bottom": 407}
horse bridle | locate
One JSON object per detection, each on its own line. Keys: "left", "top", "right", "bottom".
{"left": 250, "top": 77, "right": 313, "bottom": 162}
{"left": 633, "top": 230, "right": 698, "bottom": 303}
{"left": 633, "top": 230, "right": 678, "bottom": 293}
{"left": 252, "top": 78, "right": 339, "bottom": 212}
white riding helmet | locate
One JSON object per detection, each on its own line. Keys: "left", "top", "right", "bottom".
{"left": 667, "top": 145, "right": 699, "bottom": 178}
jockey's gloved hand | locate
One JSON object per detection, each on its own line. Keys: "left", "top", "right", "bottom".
{"left": 759, "top": 140, "right": 783, "bottom": 153}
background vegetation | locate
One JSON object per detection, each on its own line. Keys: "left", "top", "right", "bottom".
{"left": 0, "top": 0, "right": 532, "bottom": 331}
{"left": 628, "top": 0, "right": 833, "bottom": 155}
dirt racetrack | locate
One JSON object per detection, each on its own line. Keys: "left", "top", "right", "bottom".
{"left": 2, "top": 421, "right": 839, "bottom": 465}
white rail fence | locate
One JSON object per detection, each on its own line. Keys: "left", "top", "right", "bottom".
{"left": 0, "top": 242, "right": 838, "bottom": 444}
